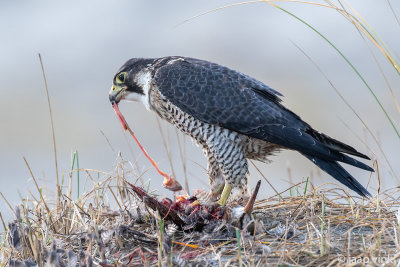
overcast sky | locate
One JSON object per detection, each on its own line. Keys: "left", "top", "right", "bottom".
{"left": 1, "top": 0, "right": 399, "bottom": 221}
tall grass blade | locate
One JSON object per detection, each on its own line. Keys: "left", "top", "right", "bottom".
{"left": 386, "top": 0, "right": 400, "bottom": 28}
{"left": 71, "top": 151, "right": 80, "bottom": 198}
{"left": 235, "top": 228, "right": 242, "bottom": 267}
{"left": 336, "top": 0, "right": 400, "bottom": 75}
{"left": 76, "top": 151, "right": 80, "bottom": 198}
{"left": 264, "top": 1, "right": 400, "bottom": 139}
{"left": 304, "top": 176, "right": 309, "bottom": 197}
{"left": 293, "top": 42, "right": 399, "bottom": 182}
{"left": 38, "top": 53, "right": 61, "bottom": 210}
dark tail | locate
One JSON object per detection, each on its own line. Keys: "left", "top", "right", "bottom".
{"left": 303, "top": 154, "right": 371, "bottom": 197}
{"left": 338, "top": 153, "right": 374, "bottom": 172}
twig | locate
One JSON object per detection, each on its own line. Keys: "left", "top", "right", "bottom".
{"left": 107, "top": 185, "right": 122, "bottom": 210}
{"left": 38, "top": 53, "right": 61, "bottom": 211}
{"left": 0, "top": 192, "right": 16, "bottom": 218}
{"left": 155, "top": 117, "right": 177, "bottom": 183}
{"left": 0, "top": 212, "right": 6, "bottom": 232}
{"left": 250, "top": 160, "right": 281, "bottom": 199}
{"left": 175, "top": 129, "right": 190, "bottom": 194}
{"left": 23, "top": 156, "right": 56, "bottom": 232}
{"left": 100, "top": 130, "right": 115, "bottom": 152}
{"left": 387, "top": 0, "right": 400, "bottom": 27}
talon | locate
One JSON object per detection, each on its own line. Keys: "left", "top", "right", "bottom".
{"left": 207, "top": 182, "right": 225, "bottom": 202}
{"left": 207, "top": 192, "right": 220, "bottom": 202}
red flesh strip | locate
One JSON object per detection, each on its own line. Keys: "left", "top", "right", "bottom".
{"left": 112, "top": 103, "right": 128, "bottom": 131}
{"left": 112, "top": 103, "right": 183, "bottom": 192}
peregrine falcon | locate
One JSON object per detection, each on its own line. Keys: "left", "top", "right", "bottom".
{"left": 109, "top": 56, "right": 374, "bottom": 206}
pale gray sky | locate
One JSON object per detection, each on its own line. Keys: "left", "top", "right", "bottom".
{"left": 1, "top": 0, "right": 399, "bottom": 221}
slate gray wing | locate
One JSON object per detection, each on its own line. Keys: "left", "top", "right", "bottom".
{"left": 153, "top": 57, "right": 290, "bottom": 131}
{"left": 153, "top": 57, "right": 372, "bottom": 170}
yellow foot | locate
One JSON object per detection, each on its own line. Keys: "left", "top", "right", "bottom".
{"left": 217, "top": 184, "right": 232, "bottom": 206}
{"left": 208, "top": 183, "right": 225, "bottom": 202}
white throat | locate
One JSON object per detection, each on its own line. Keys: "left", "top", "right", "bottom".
{"left": 124, "top": 70, "right": 152, "bottom": 111}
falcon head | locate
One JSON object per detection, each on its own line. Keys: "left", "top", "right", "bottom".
{"left": 108, "top": 58, "right": 154, "bottom": 107}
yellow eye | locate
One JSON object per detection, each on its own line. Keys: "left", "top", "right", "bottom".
{"left": 116, "top": 72, "right": 127, "bottom": 83}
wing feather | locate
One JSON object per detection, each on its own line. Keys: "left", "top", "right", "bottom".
{"left": 153, "top": 57, "right": 370, "bottom": 168}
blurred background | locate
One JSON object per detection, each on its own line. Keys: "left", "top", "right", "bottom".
{"left": 1, "top": 1, "right": 399, "bottom": 221}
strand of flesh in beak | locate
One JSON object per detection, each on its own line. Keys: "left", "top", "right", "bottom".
{"left": 112, "top": 103, "right": 183, "bottom": 192}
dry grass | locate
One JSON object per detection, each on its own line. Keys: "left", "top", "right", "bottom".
{"left": 1, "top": 157, "right": 400, "bottom": 266}
{"left": 2, "top": 1, "right": 399, "bottom": 266}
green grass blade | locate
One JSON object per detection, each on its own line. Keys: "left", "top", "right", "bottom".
{"left": 357, "top": 22, "right": 400, "bottom": 76}
{"left": 76, "top": 151, "right": 80, "bottom": 198}
{"left": 235, "top": 228, "right": 242, "bottom": 267}
{"left": 71, "top": 151, "right": 80, "bottom": 198}
{"left": 269, "top": 3, "right": 400, "bottom": 139}
{"left": 304, "top": 176, "right": 309, "bottom": 197}
{"left": 71, "top": 152, "right": 76, "bottom": 171}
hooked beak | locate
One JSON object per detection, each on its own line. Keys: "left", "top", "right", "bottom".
{"left": 109, "top": 84, "right": 127, "bottom": 105}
